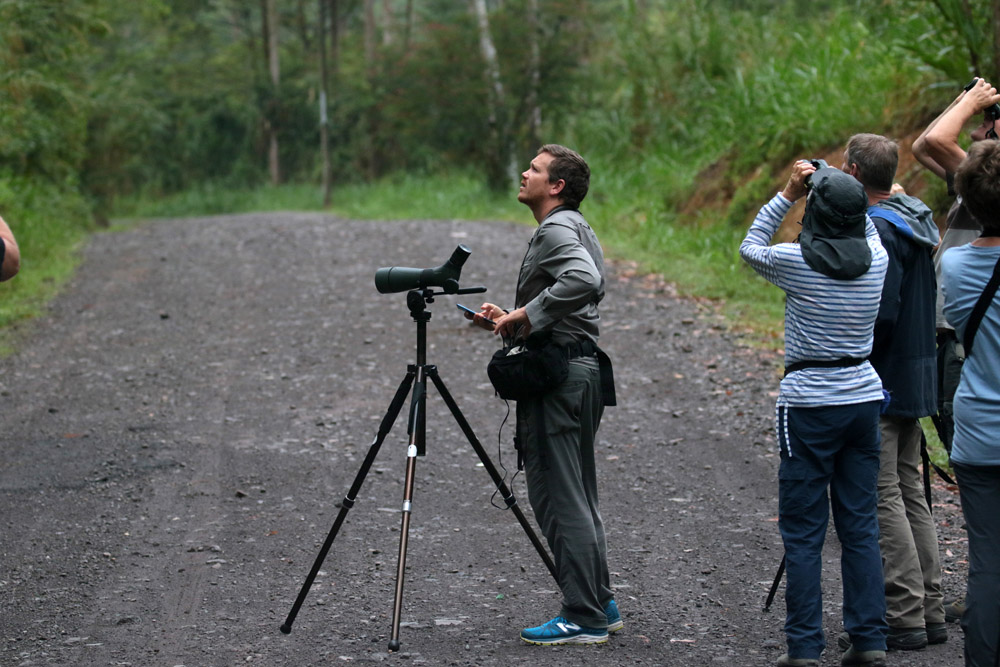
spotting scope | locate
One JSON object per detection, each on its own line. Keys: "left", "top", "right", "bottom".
{"left": 374, "top": 245, "right": 471, "bottom": 294}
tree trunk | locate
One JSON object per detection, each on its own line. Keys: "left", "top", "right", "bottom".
{"left": 471, "top": 0, "right": 517, "bottom": 186}
{"left": 994, "top": 0, "right": 1000, "bottom": 80}
{"left": 260, "top": 0, "right": 271, "bottom": 74}
{"left": 319, "top": 0, "right": 332, "bottom": 206}
{"left": 363, "top": 0, "right": 378, "bottom": 179}
{"left": 264, "top": 0, "right": 281, "bottom": 185}
{"left": 364, "top": 0, "right": 376, "bottom": 68}
{"left": 381, "top": 0, "right": 394, "bottom": 46}
{"left": 404, "top": 0, "right": 414, "bottom": 50}
{"left": 526, "top": 0, "right": 542, "bottom": 152}
{"left": 295, "top": 0, "right": 312, "bottom": 52}
{"left": 330, "top": 0, "right": 340, "bottom": 78}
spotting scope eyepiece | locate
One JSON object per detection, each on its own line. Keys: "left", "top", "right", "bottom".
{"left": 374, "top": 244, "right": 471, "bottom": 294}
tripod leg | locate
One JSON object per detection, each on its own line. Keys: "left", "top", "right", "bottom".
{"left": 280, "top": 369, "right": 416, "bottom": 634}
{"left": 428, "top": 368, "right": 558, "bottom": 582}
{"left": 763, "top": 554, "right": 786, "bottom": 612}
{"left": 388, "top": 366, "right": 426, "bottom": 651}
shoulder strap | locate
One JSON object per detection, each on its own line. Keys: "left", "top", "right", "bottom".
{"left": 963, "top": 254, "right": 1000, "bottom": 356}
{"left": 867, "top": 206, "right": 914, "bottom": 239}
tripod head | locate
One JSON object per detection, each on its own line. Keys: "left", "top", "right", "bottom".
{"left": 406, "top": 285, "right": 486, "bottom": 321}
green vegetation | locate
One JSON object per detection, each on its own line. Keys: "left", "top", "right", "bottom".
{"left": 921, "top": 417, "right": 953, "bottom": 474}
{"left": 114, "top": 172, "right": 527, "bottom": 224}
{"left": 0, "top": 175, "right": 92, "bottom": 345}
{"left": 3, "top": 0, "right": 1000, "bottom": 346}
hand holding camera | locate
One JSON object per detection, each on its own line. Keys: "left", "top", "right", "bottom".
{"left": 962, "top": 77, "right": 1000, "bottom": 120}
{"left": 782, "top": 159, "right": 825, "bottom": 202}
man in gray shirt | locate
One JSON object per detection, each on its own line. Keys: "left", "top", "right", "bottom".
{"left": 468, "top": 144, "right": 619, "bottom": 645}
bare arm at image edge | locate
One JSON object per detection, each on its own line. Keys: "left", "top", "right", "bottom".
{"left": 913, "top": 91, "right": 965, "bottom": 181}
{"left": 923, "top": 78, "right": 1000, "bottom": 176}
{"left": 0, "top": 215, "right": 21, "bottom": 281}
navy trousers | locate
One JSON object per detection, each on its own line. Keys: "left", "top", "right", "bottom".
{"left": 777, "top": 401, "right": 888, "bottom": 659}
{"left": 953, "top": 463, "right": 1000, "bottom": 667}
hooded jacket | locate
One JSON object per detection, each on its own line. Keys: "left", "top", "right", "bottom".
{"left": 868, "top": 193, "right": 939, "bottom": 417}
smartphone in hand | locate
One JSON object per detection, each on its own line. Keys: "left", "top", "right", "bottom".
{"left": 457, "top": 304, "right": 495, "bottom": 326}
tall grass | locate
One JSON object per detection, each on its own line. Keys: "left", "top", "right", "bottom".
{"left": 113, "top": 182, "right": 329, "bottom": 219}
{"left": 563, "top": 3, "right": 938, "bottom": 340}
{"left": 114, "top": 172, "right": 527, "bottom": 223}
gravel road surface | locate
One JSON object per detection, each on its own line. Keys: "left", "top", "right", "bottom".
{"left": 0, "top": 214, "right": 968, "bottom": 666}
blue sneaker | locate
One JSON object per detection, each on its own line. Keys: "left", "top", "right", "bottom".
{"left": 520, "top": 616, "right": 609, "bottom": 645}
{"left": 605, "top": 599, "right": 623, "bottom": 633}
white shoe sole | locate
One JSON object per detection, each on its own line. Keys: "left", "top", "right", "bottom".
{"left": 520, "top": 632, "right": 609, "bottom": 645}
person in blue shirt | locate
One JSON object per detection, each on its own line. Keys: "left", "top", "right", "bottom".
{"left": 941, "top": 138, "right": 1000, "bottom": 667}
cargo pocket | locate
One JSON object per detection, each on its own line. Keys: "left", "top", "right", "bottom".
{"left": 544, "top": 380, "right": 586, "bottom": 438}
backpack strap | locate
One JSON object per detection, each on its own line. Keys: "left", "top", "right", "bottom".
{"left": 963, "top": 254, "right": 1000, "bottom": 356}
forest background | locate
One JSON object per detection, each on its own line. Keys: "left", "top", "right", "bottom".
{"left": 2, "top": 0, "right": 998, "bottom": 342}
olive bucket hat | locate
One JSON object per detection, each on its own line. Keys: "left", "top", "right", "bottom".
{"left": 799, "top": 167, "right": 871, "bottom": 280}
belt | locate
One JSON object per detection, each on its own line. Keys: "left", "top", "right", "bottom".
{"left": 564, "top": 339, "right": 598, "bottom": 359}
{"left": 784, "top": 356, "right": 868, "bottom": 378}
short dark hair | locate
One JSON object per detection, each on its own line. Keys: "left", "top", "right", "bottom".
{"left": 539, "top": 144, "right": 589, "bottom": 209}
{"left": 956, "top": 139, "right": 1000, "bottom": 235}
{"left": 845, "top": 133, "right": 898, "bottom": 192}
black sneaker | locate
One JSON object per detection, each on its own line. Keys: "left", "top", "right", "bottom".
{"left": 841, "top": 646, "right": 887, "bottom": 666}
{"left": 927, "top": 622, "right": 948, "bottom": 645}
{"left": 886, "top": 626, "right": 927, "bottom": 651}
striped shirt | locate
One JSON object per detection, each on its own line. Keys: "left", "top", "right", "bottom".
{"left": 740, "top": 193, "right": 888, "bottom": 407}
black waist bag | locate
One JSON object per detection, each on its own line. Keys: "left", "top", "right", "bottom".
{"left": 487, "top": 333, "right": 568, "bottom": 401}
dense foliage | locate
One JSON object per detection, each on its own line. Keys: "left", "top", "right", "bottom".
{"left": 2, "top": 0, "right": 1000, "bottom": 328}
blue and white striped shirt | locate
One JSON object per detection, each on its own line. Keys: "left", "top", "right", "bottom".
{"left": 740, "top": 193, "right": 888, "bottom": 407}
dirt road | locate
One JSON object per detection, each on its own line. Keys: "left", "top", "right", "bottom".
{"left": 0, "top": 214, "right": 967, "bottom": 666}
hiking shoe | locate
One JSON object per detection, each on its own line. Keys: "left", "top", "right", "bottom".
{"left": 605, "top": 599, "right": 623, "bottom": 633}
{"left": 841, "top": 646, "right": 886, "bottom": 666}
{"left": 837, "top": 631, "right": 852, "bottom": 652}
{"left": 776, "top": 654, "right": 819, "bottom": 666}
{"left": 519, "top": 616, "right": 608, "bottom": 645}
{"left": 927, "top": 621, "right": 948, "bottom": 645}
{"left": 944, "top": 596, "right": 965, "bottom": 623}
{"left": 886, "top": 626, "right": 927, "bottom": 650}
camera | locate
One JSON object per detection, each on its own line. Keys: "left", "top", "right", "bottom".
{"left": 963, "top": 78, "right": 1000, "bottom": 120}
{"left": 805, "top": 159, "right": 828, "bottom": 188}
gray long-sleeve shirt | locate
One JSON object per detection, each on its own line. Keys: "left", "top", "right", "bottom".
{"left": 515, "top": 207, "right": 605, "bottom": 345}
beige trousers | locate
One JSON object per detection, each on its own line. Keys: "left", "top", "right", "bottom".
{"left": 876, "top": 415, "right": 946, "bottom": 628}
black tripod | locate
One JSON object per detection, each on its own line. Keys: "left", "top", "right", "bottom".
{"left": 280, "top": 286, "right": 557, "bottom": 651}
